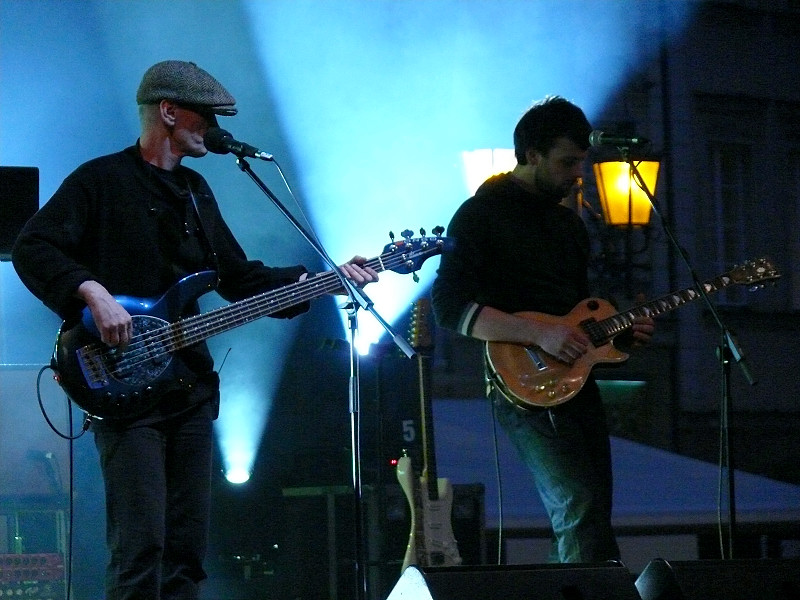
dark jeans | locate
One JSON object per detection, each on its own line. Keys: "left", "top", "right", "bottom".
{"left": 493, "top": 381, "right": 620, "bottom": 563}
{"left": 94, "top": 401, "right": 214, "bottom": 600}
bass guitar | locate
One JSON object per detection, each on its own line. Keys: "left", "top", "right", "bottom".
{"left": 53, "top": 230, "right": 451, "bottom": 420}
{"left": 396, "top": 297, "right": 462, "bottom": 571}
{"left": 486, "top": 257, "right": 779, "bottom": 411}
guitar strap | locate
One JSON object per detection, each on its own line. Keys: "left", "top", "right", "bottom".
{"left": 184, "top": 176, "right": 221, "bottom": 286}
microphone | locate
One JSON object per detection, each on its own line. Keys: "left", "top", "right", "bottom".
{"left": 589, "top": 130, "right": 650, "bottom": 148}
{"left": 204, "top": 127, "right": 273, "bottom": 161}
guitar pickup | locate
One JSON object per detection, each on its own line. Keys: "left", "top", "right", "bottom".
{"left": 524, "top": 346, "right": 548, "bottom": 371}
{"left": 76, "top": 345, "right": 110, "bottom": 389}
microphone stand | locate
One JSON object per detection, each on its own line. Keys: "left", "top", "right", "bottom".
{"left": 231, "top": 155, "right": 414, "bottom": 600}
{"left": 621, "top": 147, "right": 756, "bottom": 559}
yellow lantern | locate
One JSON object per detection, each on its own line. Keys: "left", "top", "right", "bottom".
{"left": 593, "top": 160, "right": 660, "bottom": 226}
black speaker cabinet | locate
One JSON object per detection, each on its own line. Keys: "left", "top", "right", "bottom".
{"left": 0, "top": 166, "right": 39, "bottom": 260}
{"left": 387, "top": 562, "right": 641, "bottom": 600}
{"left": 635, "top": 558, "right": 800, "bottom": 600}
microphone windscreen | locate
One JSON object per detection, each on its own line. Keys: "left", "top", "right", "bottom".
{"left": 588, "top": 130, "right": 604, "bottom": 147}
{"left": 203, "top": 127, "right": 233, "bottom": 154}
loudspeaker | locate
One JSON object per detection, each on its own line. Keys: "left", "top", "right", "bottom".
{"left": 0, "top": 166, "right": 39, "bottom": 260}
{"left": 362, "top": 352, "right": 428, "bottom": 480}
{"left": 635, "top": 558, "right": 800, "bottom": 600}
{"left": 387, "top": 563, "right": 641, "bottom": 600}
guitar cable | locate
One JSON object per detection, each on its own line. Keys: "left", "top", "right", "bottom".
{"left": 36, "top": 363, "right": 87, "bottom": 600}
{"left": 488, "top": 393, "right": 505, "bottom": 565}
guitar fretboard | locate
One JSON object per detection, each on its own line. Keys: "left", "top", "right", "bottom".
{"left": 103, "top": 239, "right": 446, "bottom": 379}
{"left": 582, "top": 273, "right": 734, "bottom": 346}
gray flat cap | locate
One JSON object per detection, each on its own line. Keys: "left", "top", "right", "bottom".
{"left": 136, "top": 60, "right": 237, "bottom": 116}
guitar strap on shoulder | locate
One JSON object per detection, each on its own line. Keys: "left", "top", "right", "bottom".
{"left": 184, "top": 176, "right": 221, "bottom": 286}
{"left": 483, "top": 353, "right": 500, "bottom": 399}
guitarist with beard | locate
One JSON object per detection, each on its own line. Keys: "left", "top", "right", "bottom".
{"left": 11, "top": 60, "right": 377, "bottom": 600}
{"left": 430, "top": 96, "right": 654, "bottom": 564}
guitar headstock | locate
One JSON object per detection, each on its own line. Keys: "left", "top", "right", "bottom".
{"left": 384, "top": 226, "right": 452, "bottom": 277}
{"left": 409, "top": 297, "right": 434, "bottom": 351}
{"left": 729, "top": 257, "right": 781, "bottom": 290}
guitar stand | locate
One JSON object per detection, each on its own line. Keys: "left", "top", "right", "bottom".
{"left": 232, "top": 155, "right": 415, "bottom": 600}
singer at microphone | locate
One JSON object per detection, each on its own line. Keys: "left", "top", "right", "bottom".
{"left": 588, "top": 130, "right": 650, "bottom": 148}
{"left": 204, "top": 127, "right": 274, "bottom": 161}
{"left": 11, "top": 59, "right": 381, "bottom": 600}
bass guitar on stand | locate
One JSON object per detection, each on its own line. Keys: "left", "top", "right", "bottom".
{"left": 396, "top": 297, "right": 462, "bottom": 571}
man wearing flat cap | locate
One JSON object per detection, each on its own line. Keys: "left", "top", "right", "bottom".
{"left": 12, "top": 60, "right": 377, "bottom": 600}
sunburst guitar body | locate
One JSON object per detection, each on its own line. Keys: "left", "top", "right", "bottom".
{"left": 486, "top": 258, "right": 779, "bottom": 411}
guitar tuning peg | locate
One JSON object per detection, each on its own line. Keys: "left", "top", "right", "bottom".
{"left": 401, "top": 229, "right": 414, "bottom": 241}
{"left": 432, "top": 225, "right": 445, "bottom": 237}
{"left": 388, "top": 231, "right": 395, "bottom": 242}
{"left": 412, "top": 272, "right": 419, "bottom": 283}
{"left": 420, "top": 227, "right": 426, "bottom": 237}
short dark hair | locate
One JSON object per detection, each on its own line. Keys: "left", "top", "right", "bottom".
{"left": 513, "top": 96, "right": 592, "bottom": 164}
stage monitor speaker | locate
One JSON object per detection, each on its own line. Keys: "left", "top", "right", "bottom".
{"left": 0, "top": 166, "right": 39, "bottom": 260}
{"left": 635, "top": 558, "right": 800, "bottom": 600}
{"left": 387, "top": 562, "right": 641, "bottom": 600}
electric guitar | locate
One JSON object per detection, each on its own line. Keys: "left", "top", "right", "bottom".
{"left": 396, "top": 297, "right": 462, "bottom": 571}
{"left": 486, "top": 257, "right": 779, "bottom": 411}
{"left": 53, "top": 230, "right": 451, "bottom": 420}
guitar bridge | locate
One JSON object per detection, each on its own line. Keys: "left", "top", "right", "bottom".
{"left": 76, "top": 345, "right": 110, "bottom": 390}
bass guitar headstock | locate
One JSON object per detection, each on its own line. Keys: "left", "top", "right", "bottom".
{"left": 385, "top": 226, "right": 450, "bottom": 281}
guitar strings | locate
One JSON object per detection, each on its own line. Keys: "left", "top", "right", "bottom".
{"left": 78, "top": 248, "right": 428, "bottom": 383}
{"left": 81, "top": 252, "right": 718, "bottom": 385}
{"left": 80, "top": 257, "right": 371, "bottom": 380}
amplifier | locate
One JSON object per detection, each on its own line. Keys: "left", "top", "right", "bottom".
{"left": 0, "top": 580, "right": 64, "bottom": 600}
{"left": 0, "top": 553, "right": 64, "bottom": 583}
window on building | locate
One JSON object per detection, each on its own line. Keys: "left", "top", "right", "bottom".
{"left": 709, "top": 141, "right": 752, "bottom": 306}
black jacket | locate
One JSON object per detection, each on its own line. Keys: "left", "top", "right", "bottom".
{"left": 12, "top": 143, "right": 309, "bottom": 424}
{"left": 431, "top": 173, "right": 590, "bottom": 336}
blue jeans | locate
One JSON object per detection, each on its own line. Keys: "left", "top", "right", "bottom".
{"left": 493, "top": 381, "right": 619, "bottom": 563}
{"left": 94, "top": 401, "right": 214, "bottom": 600}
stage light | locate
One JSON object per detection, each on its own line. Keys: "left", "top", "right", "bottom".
{"left": 209, "top": 320, "right": 299, "bottom": 487}
{"left": 462, "top": 148, "right": 517, "bottom": 196}
{"left": 225, "top": 467, "right": 251, "bottom": 485}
